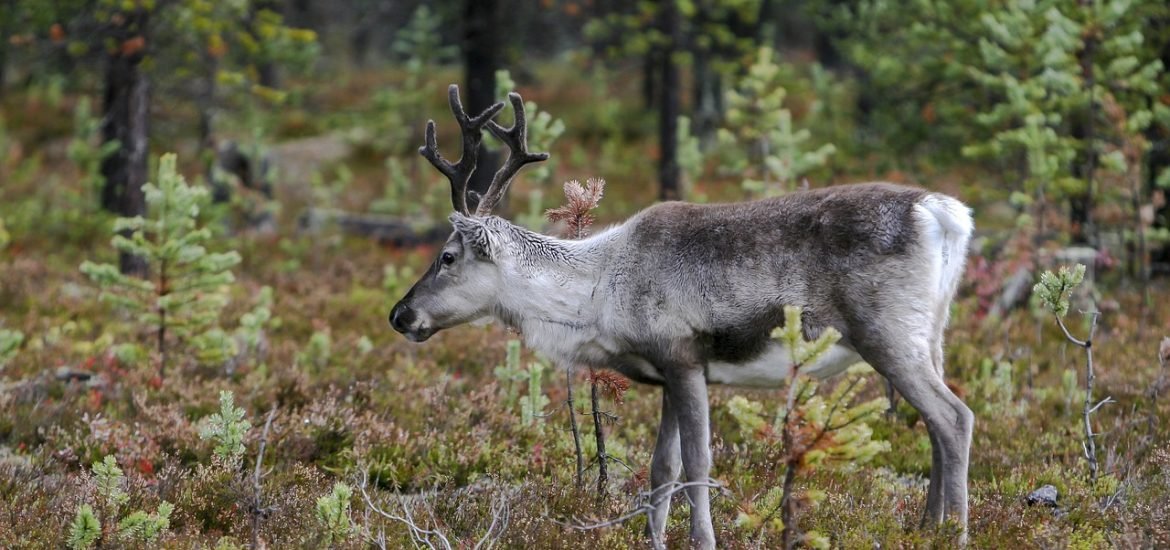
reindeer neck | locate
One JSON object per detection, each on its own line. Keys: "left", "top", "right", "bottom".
{"left": 490, "top": 225, "right": 620, "bottom": 361}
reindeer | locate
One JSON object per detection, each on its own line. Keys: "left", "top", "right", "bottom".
{"left": 389, "top": 85, "right": 975, "bottom": 548}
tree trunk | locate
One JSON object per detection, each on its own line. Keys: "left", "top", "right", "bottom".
{"left": 250, "top": 0, "right": 281, "bottom": 88}
{"left": 0, "top": 0, "right": 12, "bottom": 97}
{"left": 657, "top": 0, "right": 682, "bottom": 201}
{"left": 1070, "top": 19, "right": 1098, "bottom": 246}
{"left": 197, "top": 56, "right": 217, "bottom": 154}
{"left": 642, "top": 53, "right": 658, "bottom": 110}
{"left": 1146, "top": 26, "right": 1170, "bottom": 273}
{"left": 100, "top": 11, "right": 150, "bottom": 277}
{"left": 0, "top": 35, "right": 7, "bottom": 99}
{"left": 463, "top": 0, "right": 502, "bottom": 213}
{"left": 691, "top": 50, "right": 724, "bottom": 145}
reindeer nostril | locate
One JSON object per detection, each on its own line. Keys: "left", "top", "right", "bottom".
{"left": 390, "top": 305, "right": 416, "bottom": 333}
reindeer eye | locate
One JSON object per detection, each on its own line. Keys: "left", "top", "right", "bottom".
{"left": 440, "top": 252, "right": 456, "bottom": 266}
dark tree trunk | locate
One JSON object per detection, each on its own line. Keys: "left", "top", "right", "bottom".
{"left": 1148, "top": 29, "right": 1170, "bottom": 273}
{"left": 1069, "top": 28, "right": 1098, "bottom": 246}
{"left": 0, "top": 36, "right": 6, "bottom": 98}
{"left": 286, "top": 0, "right": 315, "bottom": 32}
{"left": 0, "top": 0, "right": 12, "bottom": 97}
{"left": 250, "top": 0, "right": 281, "bottom": 88}
{"left": 691, "top": 51, "right": 722, "bottom": 143}
{"left": 657, "top": 0, "right": 682, "bottom": 201}
{"left": 100, "top": 11, "right": 150, "bottom": 277}
{"left": 351, "top": 26, "right": 372, "bottom": 67}
{"left": 463, "top": 0, "right": 502, "bottom": 213}
{"left": 197, "top": 56, "right": 217, "bottom": 154}
{"left": 754, "top": 0, "right": 774, "bottom": 44}
{"left": 642, "top": 53, "right": 657, "bottom": 110}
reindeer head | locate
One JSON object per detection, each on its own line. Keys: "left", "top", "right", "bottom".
{"left": 389, "top": 85, "right": 548, "bottom": 342}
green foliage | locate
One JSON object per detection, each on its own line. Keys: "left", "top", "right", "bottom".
{"left": 80, "top": 153, "right": 241, "bottom": 372}
{"left": 0, "top": 328, "right": 22, "bottom": 369}
{"left": 584, "top": 0, "right": 763, "bottom": 76}
{"left": 235, "top": 285, "right": 274, "bottom": 358}
{"left": 93, "top": 455, "right": 130, "bottom": 510}
{"left": 1033, "top": 264, "right": 1086, "bottom": 317}
{"left": 299, "top": 330, "right": 332, "bottom": 371}
{"left": 391, "top": 5, "right": 457, "bottom": 66}
{"left": 493, "top": 339, "right": 527, "bottom": 408}
{"left": 733, "top": 306, "right": 888, "bottom": 543}
{"left": 676, "top": 116, "right": 704, "bottom": 200}
{"left": 973, "top": 358, "right": 1022, "bottom": 416}
{"left": 309, "top": 164, "right": 352, "bottom": 210}
{"left": 382, "top": 263, "right": 418, "bottom": 300}
{"left": 153, "top": 0, "right": 318, "bottom": 103}
{"left": 772, "top": 305, "right": 842, "bottom": 369}
{"left": 362, "top": 5, "right": 452, "bottom": 157}
{"left": 199, "top": 390, "right": 251, "bottom": 461}
{"left": 315, "top": 482, "right": 353, "bottom": 545}
{"left": 521, "top": 360, "right": 550, "bottom": 426}
{"left": 495, "top": 70, "right": 566, "bottom": 185}
{"left": 67, "top": 98, "right": 120, "bottom": 197}
{"left": 67, "top": 505, "right": 101, "bottom": 550}
{"left": 781, "top": 366, "right": 891, "bottom": 469}
{"left": 69, "top": 456, "right": 173, "bottom": 547}
{"left": 718, "top": 47, "right": 835, "bottom": 196}
{"left": 117, "top": 501, "right": 173, "bottom": 543}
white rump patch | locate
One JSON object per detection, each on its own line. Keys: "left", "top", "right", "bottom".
{"left": 707, "top": 342, "right": 863, "bottom": 388}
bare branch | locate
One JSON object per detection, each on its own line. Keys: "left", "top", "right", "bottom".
{"left": 359, "top": 470, "right": 452, "bottom": 550}
{"left": 250, "top": 406, "right": 278, "bottom": 550}
{"left": 550, "top": 479, "right": 724, "bottom": 550}
{"left": 358, "top": 470, "right": 512, "bottom": 550}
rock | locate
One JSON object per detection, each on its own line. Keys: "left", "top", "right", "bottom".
{"left": 1025, "top": 484, "right": 1059, "bottom": 507}
{"left": 1053, "top": 246, "right": 1099, "bottom": 268}
{"left": 298, "top": 208, "right": 451, "bottom": 246}
{"left": 54, "top": 367, "right": 92, "bottom": 383}
{"left": 988, "top": 266, "right": 1033, "bottom": 318}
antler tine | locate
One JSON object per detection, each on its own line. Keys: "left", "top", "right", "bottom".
{"left": 475, "top": 92, "right": 550, "bottom": 216}
{"left": 418, "top": 84, "right": 505, "bottom": 215}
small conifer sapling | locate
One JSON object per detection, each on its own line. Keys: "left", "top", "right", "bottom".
{"left": 82, "top": 153, "right": 241, "bottom": 379}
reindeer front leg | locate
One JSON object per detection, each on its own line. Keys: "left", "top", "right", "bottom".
{"left": 647, "top": 390, "right": 681, "bottom": 543}
{"left": 663, "top": 365, "right": 715, "bottom": 549}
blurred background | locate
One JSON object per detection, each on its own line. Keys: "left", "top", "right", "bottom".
{"left": 2, "top": 0, "right": 1167, "bottom": 259}
{"left": 2, "top": 1, "right": 1170, "bottom": 548}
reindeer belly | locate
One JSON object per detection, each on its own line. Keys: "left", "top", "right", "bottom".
{"left": 706, "top": 341, "right": 862, "bottom": 388}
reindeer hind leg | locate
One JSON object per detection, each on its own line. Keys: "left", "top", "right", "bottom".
{"left": 861, "top": 336, "right": 972, "bottom": 543}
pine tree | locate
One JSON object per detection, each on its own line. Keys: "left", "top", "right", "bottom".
{"left": 729, "top": 306, "right": 888, "bottom": 548}
{"left": 717, "top": 47, "right": 836, "bottom": 197}
{"left": 81, "top": 153, "right": 240, "bottom": 378}
{"left": 199, "top": 390, "right": 252, "bottom": 462}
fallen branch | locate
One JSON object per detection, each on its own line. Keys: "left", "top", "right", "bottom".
{"left": 250, "top": 407, "right": 278, "bottom": 550}
{"left": 551, "top": 479, "right": 724, "bottom": 550}
{"left": 357, "top": 470, "right": 513, "bottom": 550}
{"left": 299, "top": 208, "right": 451, "bottom": 246}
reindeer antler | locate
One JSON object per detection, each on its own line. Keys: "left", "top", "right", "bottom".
{"left": 475, "top": 92, "right": 550, "bottom": 216}
{"left": 419, "top": 84, "right": 504, "bottom": 215}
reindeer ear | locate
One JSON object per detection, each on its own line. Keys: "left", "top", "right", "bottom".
{"left": 449, "top": 213, "right": 499, "bottom": 259}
